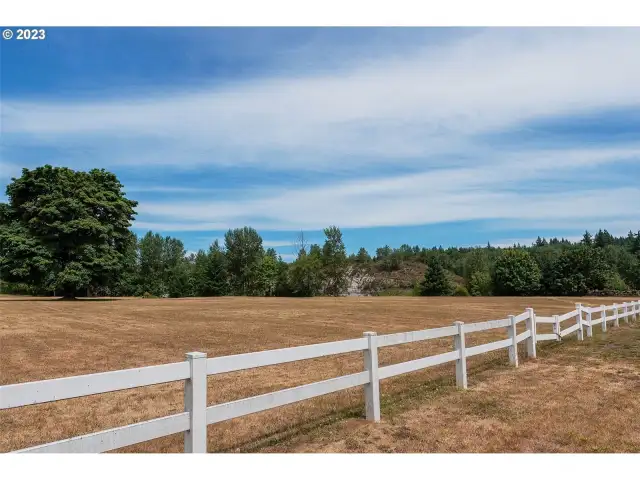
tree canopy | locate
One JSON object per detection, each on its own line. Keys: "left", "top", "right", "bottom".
{"left": 0, "top": 166, "right": 137, "bottom": 298}
{"left": 419, "top": 255, "right": 454, "bottom": 296}
{"left": 493, "top": 249, "right": 541, "bottom": 296}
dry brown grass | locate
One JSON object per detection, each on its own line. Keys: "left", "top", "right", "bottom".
{"left": 0, "top": 295, "right": 637, "bottom": 453}
{"left": 267, "top": 323, "right": 640, "bottom": 453}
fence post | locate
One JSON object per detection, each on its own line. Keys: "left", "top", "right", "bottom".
{"left": 525, "top": 308, "right": 536, "bottom": 358}
{"left": 184, "top": 352, "right": 207, "bottom": 453}
{"left": 363, "top": 332, "right": 381, "bottom": 422}
{"left": 601, "top": 305, "right": 607, "bottom": 332}
{"left": 585, "top": 307, "right": 593, "bottom": 338}
{"left": 508, "top": 315, "right": 518, "bottom": 367}
{"left": 575, "top": 303, "right": 584, "bottom": 341}
{"left": 613, "top": 303, "right": 619, "bottom": 328}
{"left": 453, "top": 321, "right": 467, "bottom": 389}
{"left": 623, "top": 303, "right": 629, "bottom": 324}
{"left": 634, "top": 301, "right": 639, "bottom": 321}
{"left": 553, "top": 315, "right": 561, "bottom": 340}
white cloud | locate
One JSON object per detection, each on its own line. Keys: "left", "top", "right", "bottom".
{"left": 132, "top": 145, "right": 640, "bottom": 231}
{"left": 134, "top": 184, "right": 640, "bottom": 232}
{"left": 262, "top": 240, "right": 295, "bottom": 248}
{"left": 3, "top": 29, "right": 640, "bottom": 172}
{"left": 132, "top": 221, "right": 230, "bottom": 231}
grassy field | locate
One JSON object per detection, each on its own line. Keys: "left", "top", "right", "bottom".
{"left": 1, "top": 295, "right": 638, "bottom": 453}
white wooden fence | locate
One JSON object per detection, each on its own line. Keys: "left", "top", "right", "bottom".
{"left": 1, "top": 300, "right": 638, "bottom": 454}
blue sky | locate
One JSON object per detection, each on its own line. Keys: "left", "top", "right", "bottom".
{"left": 1, "top": 27, "right": 640, "bottom": 260}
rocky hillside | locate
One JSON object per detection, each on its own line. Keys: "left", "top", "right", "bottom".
{"left": 348, "top": 261, "right": 425, "bottom": 295}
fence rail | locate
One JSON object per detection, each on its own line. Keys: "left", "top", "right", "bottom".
{"left": 206, "top": 337, "right": 368, "bottom": 375}
{"left": 1, "top": 300, "right": 638, "bottom": 454}
{"left": 14, "top": 413, "right": 191, "bottom": 454}
{"left": 536, "top": 333, "right": 558, "bottom": 342}
{"left": 0, "top": 362, "right": 191, "bottom": 409}
{"left": 534, "top": 316, "right": 555, "bottom": 324}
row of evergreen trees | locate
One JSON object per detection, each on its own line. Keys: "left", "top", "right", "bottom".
{"left": 396, "top": 230, "right": 640, "bottom": 297}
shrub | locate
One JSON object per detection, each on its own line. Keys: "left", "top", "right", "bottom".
{"left": 493, "top": 249, "right": 541, "bottom": 296}
{"left": 453, "top": 285, "right": 470, "bottom": 296}
{"left": 378, "top": 253, "right": 401, "bottom": 272}
{"left": 541, "top": 245, "right": 612, "bottom": 295}
{"left": 605, "top": 272, "right": 628, "bottom": 293}
{"left": 469, "top": 271, "right": 493, "bottom": 296}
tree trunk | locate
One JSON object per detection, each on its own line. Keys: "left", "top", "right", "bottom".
{"left": 60, "top": 286, "right": 77, "bottom": 300}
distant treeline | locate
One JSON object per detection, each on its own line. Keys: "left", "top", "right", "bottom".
{"left": 1, "top": 165, "right": 639, "bottom": 298}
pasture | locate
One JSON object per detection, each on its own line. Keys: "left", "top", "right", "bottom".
{"left": 1, "top": 295, "right": 639, "bottom": 453}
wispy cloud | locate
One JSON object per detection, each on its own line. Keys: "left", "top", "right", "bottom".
{"left": 133, "top": 186, "right": 640, "bottom": 232}
{"left": 3, "top": 28, "right": 640, "bottom": 242}
{"left": 132, "top": 145, "right": 640, "bottom": 231}
{"left": 3, "top": 29, "right": 640, "bottom": 172}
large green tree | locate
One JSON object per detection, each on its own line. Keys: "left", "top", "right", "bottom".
{"left": 0, "top": 166, "right": 137, "bottom": 298}
{"left": 162, "top": 237, "right": 189, "bottom": 297}
{"left": 112, "top": 231, "right": 139, "bottom": 296}
{"left": 224, "top": 227, "right": 264, "bottom": 295}
{"left": 166, "top": 258, "right": 193, "bottom": 298}
{"left": 594, "top": 229, "right": 614, "bottom": 248}
{"left": 321, "top": 226, "right": 349, "bottom": 296}
{"left": 493, "top": 249, "right": 541, "bottom": 296}
{"left": 274, "top": 255, "right": 293, "bottom": 296}
{"left": 257, "top": 248, "right": 280, "bottom": 296}
{"left": 542, "top": 245, "right": 613, "bottom": 295}
{"left": 419, "top": 256, "right": 454, "bottom": 296}
{"left": 631, "top": 231, "right": 640, "bottom": 255}
{"left": 288, "top": 246, "right": 324, "bottom": 297}
{"left": 355, "top": 247, "right": 372, "bottom": 265}
{"left": 137, "top": 231, "right": 167, "bottom": 296}
{"left": 462, "top": 249, "right": 490, "bottom": 288}
{"left": 192, "top": 240, "right": 229, "bottom": 296}
{"left": 468, "top": 270, "right": 492, "bottom": 296}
